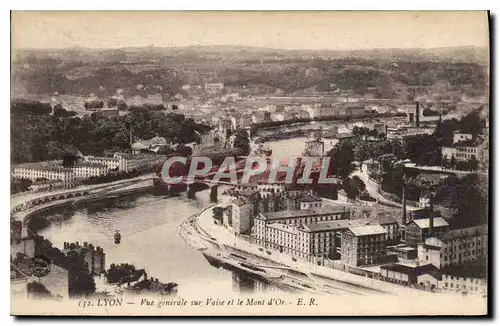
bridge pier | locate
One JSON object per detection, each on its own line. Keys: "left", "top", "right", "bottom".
{"left": 210, "top": 185, "right": 218, "bottom": 203}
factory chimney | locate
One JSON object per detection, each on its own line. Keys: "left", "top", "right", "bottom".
{"left": 402, "top": 185, "right": 407, "bottom": 225}
{"left": 429, "top": 192, "right": 434, "bottom": 235}
{"left": 415, "top": 101, "right": 420, "bottom": 127}
{"left": 129, "top": 126, "right": 133, "bottom": 147}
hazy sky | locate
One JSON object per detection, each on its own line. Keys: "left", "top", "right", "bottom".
{"left": 12, "top": 11, "right": 489, "bottom": 50}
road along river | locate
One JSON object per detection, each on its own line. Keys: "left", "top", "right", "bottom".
{"left": 30, "top": 139, "right": 307, "bottom": 296}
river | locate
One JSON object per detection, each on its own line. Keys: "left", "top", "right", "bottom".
{"left": 33, "top": 138, "right": 308, "bottom": 296}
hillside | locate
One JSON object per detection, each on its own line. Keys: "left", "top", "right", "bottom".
{"left": 11, "top": 45, "right": 489, "bottom": 98}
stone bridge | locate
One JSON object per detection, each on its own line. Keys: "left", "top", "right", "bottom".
{"left": 11, "top": 190, "right": 92, "bottom": 215}
{"left": 10, "top": 178, "right": 152, "bottom": 217}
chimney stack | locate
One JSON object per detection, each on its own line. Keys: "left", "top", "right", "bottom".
{"left": 429, "top": 193, "right": 434, "bottom": 234}
{"left": 402, "top": 185, "right": 407, "bottom": 225}
{"left": 415, "top": 102, "right": 420, "bottom": 127}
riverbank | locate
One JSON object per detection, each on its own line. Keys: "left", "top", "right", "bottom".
{"left": 183, "top": 198, "right": 426, "bottom": 297}
{"left": 12, "top": 177, "right": 163, "bottom": 224}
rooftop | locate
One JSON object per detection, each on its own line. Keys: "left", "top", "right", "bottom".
{"left": 390, "top": 246, "right": 416, "bottom": 252}
{"left": 446, "top": 138, "right": 484, "bottom": 148}
{"left": 369, "top": 212, "right": 399, "bottom": 225}
{"left": 267, "top": 223, "right": 299, "bottom": 235}
{"left": 440, "top": 263, "right": 487, "bottom": 279}
{"left": 441, "top": 225, "right": 487, "bottom": 240}
{"left": 411, "top": 217, "right": 449, "bottom": 229}
{"left": 300, "top": 219, "right": 368, "bottom": 233}
{"left": 13, "top": 162, "right": 73, "bottom": 173}
{"left": 381, "top": 263, "right": 440, "bottom": 278}
{"left": 262, "top": 206, "right": 350, "bottom": 221}
{"left": 347, "top": 224, "right": 387, "bottom": 236}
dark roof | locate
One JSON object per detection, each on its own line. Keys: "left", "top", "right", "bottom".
{"left": 441, "top": 263, "right": 487, "bottom": 279}
{"left": 370, "top": 212, "right": 399, "bottom": 225}
{"left": 441, "top": 225, "right": 487, "bottom": 240}
{"left": 381, "top": 263, "right": 441, "bottom": 278}
{"left": 449, "top": 138, "right": 484, "bottom": 148}
{"left": 262, "top": 206, "right": 350, "bottom": 221}
{"left": 300, "top": 219, "right": 367, "bottom": 233}
{"left": 421, "top": 243, "right": 442, "bottom": 251}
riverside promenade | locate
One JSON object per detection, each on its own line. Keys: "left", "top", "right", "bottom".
{"left": 192, "top": 199, "right": 427, "bottom": 298}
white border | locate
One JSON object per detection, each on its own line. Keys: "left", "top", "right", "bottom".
{"left": 2, "top": 1, "right": 498, "bottom": 326}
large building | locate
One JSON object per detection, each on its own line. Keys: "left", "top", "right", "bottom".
{"left": 297, "top": 219, "right": 373, "bottom": 261}
{"left": 380, "top": 263, "right": 441, "bottom": 289}
{"left": 83, "top": 155, "right": 124, "bottom": 171}
{"left": 441, "top": 139, "right": 484, "bottom": 163}
{"left": 226, "top": 198, "right": 253, "bottom": 235}
{"left": 368, "top": 212, "right": 399, "bottom": 243}
{"left": 340, "top": 225, "right": 388, "bottom": 267}
{"left": 12, "top": 162, "right": 76, "bottom": 189}
{"left": 72, "top": 162, "right": 108, "bottom": 180}
{"left": 252, "top": 206, "right": 352, "bottom": 247}
{"left": 417, "top": 225, "right": 487, "bottom": 269}
{"left": 439, "top": 264, "right": 487, "bottom": 296}
{"left": 256, "top": 215, "right": 388, "bottom": 263}
{"left": 113, "top": 153, "right": 166, "bottom": 172}
{"left": 405, "top": 217, "right": 449, "bottom": 245}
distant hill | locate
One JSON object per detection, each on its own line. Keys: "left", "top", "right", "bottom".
{"left": 14, "top": 44, "right": 489, "bottom": 64}
{"left": 11, "top": 45, "right": 489, "bottom": 98}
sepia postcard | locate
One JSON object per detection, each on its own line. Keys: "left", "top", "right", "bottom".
{"left": 10, "top": 11, "right": 490, "bottom": 316}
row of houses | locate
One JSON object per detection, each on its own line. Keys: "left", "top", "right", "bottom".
{"left": 12, "top": 153, "right": 165, "bottom": 189}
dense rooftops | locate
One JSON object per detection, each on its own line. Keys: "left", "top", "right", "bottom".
{"left": 411, "top": 217, "right": 449, "bottom": 229}
{"left": 347, "top": 224, "right": 387, "bottom": 236}
{"left": 261, "top": 206, "right": 350, "bottom": 221}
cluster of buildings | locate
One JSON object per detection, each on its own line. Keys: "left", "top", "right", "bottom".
{"left": 441, "top": 131, "right": 485, "bottom": 163}
{"left": 11, "top": 152, "right": 166, "bottom": 190}
{"left": 217, "top": 178, "right": 487, "bottom": 295}
{"left": 10, "top": 229, "right": 106, "bottom": 299}
{"left": 62, "top": 241, "right": 106, "bottom": 276}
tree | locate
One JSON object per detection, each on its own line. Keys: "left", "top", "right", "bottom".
{"left": 11, "top": 105, "right": 210, "bottom": 164}
{"left": 450, "top": 155, "right": 457, "bottom": 170}
{"left": 233, "top": 128, "right": 250, "bottom": 155}
{"left": 67, "top": 251, "right": 96, "bottom": 297}
{"left": 117, "top": 100, "right": 128, "bottom": 111}
{"left": 434, "top": 173, "right": 487, "bottom": 228}
{"left": 53, "top": 105, "right": 77, "bottom": 118}
{"left": 327, "top": 142, "right": 355, "bottom": 181}
{"left": 469, "top": 156, "right": 479, "bottom": 171}
{"left": 342, "top": 176, "right": 366, "bottom": 200}
{"left": 11, "top": 177, "right": 32, "bottom": 194}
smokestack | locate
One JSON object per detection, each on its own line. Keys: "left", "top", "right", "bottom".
{"left": 415, "top": 102, "right": 420, "bottom": 127}
{"left": 402, "top": 185, "right": 407, "bottom": 225}
{"left": 429, "top": 193, "right": 434, "bottom": 234}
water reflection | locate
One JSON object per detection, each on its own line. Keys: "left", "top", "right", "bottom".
{"left": 30, "top": 190, "right": 281, "bottom": 295}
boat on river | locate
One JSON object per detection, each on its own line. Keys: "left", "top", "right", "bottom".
{"left": 114, "top": 230, "right": 121, "bottom": 244}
